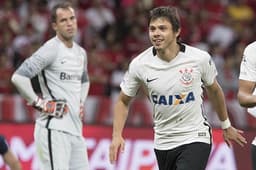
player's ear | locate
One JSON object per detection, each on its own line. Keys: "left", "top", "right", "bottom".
{"left": 175, "top": 28, "right": 181, "bottom": 38}
{"left": 52, "top": 22, "right": 57, "bottom": 31}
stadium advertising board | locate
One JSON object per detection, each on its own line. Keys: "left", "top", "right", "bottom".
{"left": 0, "top": 124, "right": 252, "bottom": 170}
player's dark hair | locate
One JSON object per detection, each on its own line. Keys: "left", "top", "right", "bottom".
{"left": 149, "top": 6, "right": 180, "bottom": 32}
{"left": 51, "top": 1, "right": 73, "bottom": 23}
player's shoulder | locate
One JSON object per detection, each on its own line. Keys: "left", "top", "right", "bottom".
{"left": 244, "top": 41, "right": 256, "bottom": 53}
{"left": 130, "top": 46, "right": 154, "bottom": 65}
{"left": 42, "top": 36, "right": 62, "bottom": 50}
{"left": 73, "top": 41, "right": 87, "bottom": 54}
{"left": 183, "top": 43, "right": 210, "bottom": 58}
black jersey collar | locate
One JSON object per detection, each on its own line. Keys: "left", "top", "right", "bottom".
{"left": 152, "top": 42, "right": 185, "bottom": 56}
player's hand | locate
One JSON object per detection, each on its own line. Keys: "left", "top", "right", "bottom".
{"left": 33, "top": 97, "right": 68, "bottom": 118}
{"left": 109, "top": 135, "right": 125, "bottom": 164}
{"left": 222, "top": 126, "right": 247, "bottom": 147}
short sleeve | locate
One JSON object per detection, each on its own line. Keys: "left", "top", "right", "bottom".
{"left": 120, "top": 59, "right": 141, "bottom": 97}
{"left": 239, "top": 44, "right": 256, "bottom": 82}
{"left": 201, "top": 52, "right": 218, "bottom": 86}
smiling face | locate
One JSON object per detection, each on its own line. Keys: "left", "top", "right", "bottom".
{"left": 149, "top": 17, "right": 180, "bottom": 51}
{"left": 52, "top": 7, "right": 77, "bottom": 42}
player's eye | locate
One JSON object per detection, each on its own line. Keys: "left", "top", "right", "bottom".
{"left": 159, "top": 26, "right": 167, "bottom": 31}
{"left": 70, "top": 16, "right": 75, "bottom": 20}
{"left": 149, "top": 26, "right": 156, "bottom": 32}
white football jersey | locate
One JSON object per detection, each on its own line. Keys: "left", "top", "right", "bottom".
{"left": 15, "top": 36, "right": 89, "bottom": 136}
{"left": 239, "top": 41, "right": 256, "bottom": 118}
{"left": 121, "top": 44, "right": 217, "bottom": 150}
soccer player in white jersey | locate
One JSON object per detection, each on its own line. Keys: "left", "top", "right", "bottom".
{"left": 109, "top": 6, "right": 247, "bottom": 170}
{"left": 11, "top": 2, "right": 90, "bottom": 170}
{"left": 238, "top": 41, "right": 256, "bottom": 170}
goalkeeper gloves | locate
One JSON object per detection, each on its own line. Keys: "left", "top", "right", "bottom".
{"left": 33, "top": 97, "right": 68, "bottom": 118}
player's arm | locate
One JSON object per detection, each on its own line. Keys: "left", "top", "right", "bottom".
{"left": 11, "top": 46, "right": 67, "bottom": 117}
{"left": 237, "top": 79, "right": 256, "bottom": 107}
{"left": 79, "top": 71, "right": 90, "bottom": 120}
{"left": 3, "top": 150, "right": 22, "bottom": 170}
{"left": 205, "top": 79, "right": 247, "bottom": 147}
{"left": 11, "top": 73, "right": 68, "bottom": 117}
{"left": 11, "top": 46, "right": 51, "bottom": 105}
{"left": 0, "top": 136, "right": 21, "bottom": 170}
{"left": 11, "top": 73, "right": 38, "bottom": 105}
{"left": 80, "top": 71, "right": 90, "bottom": 104}
{"left": 205, "top": 79, "right": 229, "bottom": 122}
{"left": 109, "top": 91, "right": 133, "bottom": 164}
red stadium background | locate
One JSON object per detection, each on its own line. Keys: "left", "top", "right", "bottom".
{"left": 0, "top": 124, "right": 254, "bottom": 170}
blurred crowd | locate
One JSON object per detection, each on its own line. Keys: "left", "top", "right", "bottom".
{"left": 0, "top": 0, "right": 256, "bottom": 128}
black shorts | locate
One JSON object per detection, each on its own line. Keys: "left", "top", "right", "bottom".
{"left": 251, "top": 144, "right": 256, "bottom": 170}
{"left": 154, "top": 142, "right": 211, "bottom": 170}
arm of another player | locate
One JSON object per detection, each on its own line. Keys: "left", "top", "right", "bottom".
{"left": 3, "top": 150, "right": 22, "bottom": 170}
{"left": 205, "top": 79, "right": 247, "bottom": 147}
{"left": 237, "top": 79, "right": 256, "bottom": 107}
{"left": 0, "top": 135, "right": 22, "bottom": 170}
{"left": 109, "top": 91, "right": 133, "bottom": 164}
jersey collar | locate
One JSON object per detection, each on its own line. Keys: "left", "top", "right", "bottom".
{"left": 152, "top": 42, "right": 186, "bottom": 56}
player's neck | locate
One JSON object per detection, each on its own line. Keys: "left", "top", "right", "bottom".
{"left": 57, "top": 34, "right": 73, "bottom": 48}
{"left": 157, "top": 43, "right": 180, "bottom": 62}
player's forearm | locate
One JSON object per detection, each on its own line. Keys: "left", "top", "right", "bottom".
{"left": 8, "top": 160, "right": 21, "bottom": 170}
{"left": 207, "top": 83, "right": 229, "bottom": 121}
{"left": 11, "top": 73, "right": 38, "bottom": 104}
{"left": 3, "top": 151, "right": 21, "bottom": 170}
{"left": 112, "top": 100, "right": 129, "bottom": 137}
{"left": 237, "top": 91, "right": 256, "bottom": 108}
{"left": 80, "top": 82, "right": 90, "bottom": 104}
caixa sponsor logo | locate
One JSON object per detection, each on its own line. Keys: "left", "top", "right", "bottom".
{"left": 151, "top": 91, "right": 195, "bottom": 105}
{"left": 60, "top": 72, "right": 81, "bottom": 80}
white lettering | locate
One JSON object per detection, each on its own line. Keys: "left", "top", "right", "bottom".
{"left": 89, "top": 139, "right": 115, "bottom": 170}
{"left": 0, "top": 136, "right": 237, "bottom": 170}
{"left": 130, "top": 140, "right": 157, "bottom": 169}
{"left": 206, "top": 143, "right": 236, "bottom": 170}
{"left": 116, "top": 140, "right": 131, "bottom": 170}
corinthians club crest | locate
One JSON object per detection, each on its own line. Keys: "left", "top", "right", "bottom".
{"left": 179, "top": 68, "right": 193, "bottom": 85}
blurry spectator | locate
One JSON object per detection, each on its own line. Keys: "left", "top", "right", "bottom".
{"left": 110, "top": 59, "right": 129, "bottom": 103}
{"left": 227, "top": 0, "right": 254, "bottom": 22}
{"left": 115, "top": 6, "right": 137, "bottom": 43}
{"left": 73, "top": 1, "right": 89, "bottom": 44}
{"left": 0, "top": 51, "right": 14, "bottom": 94}
{"left": 227, "top": 0, "right": 254, "bottom": 33}
{"left": 84, "top": 0, "right": 115, "bottom": 33}
{"left": 231, "top": 41, "right": 247, "bottom": 75}
{"left": 0, "top": 1, "right": 21, "bottom": 36}
{"left": 217, "top": 53, "right": 247, "bottom": 128}
{"left": 12, "top": 33, "right": 32, "bottom": 68}
{"left": 88, "top": 51, "right": 109, "bottom": 96}
{"left": 123, "top": 23, "right": 148, "bottom": 57}
{"left": 208, "top": 42, "right": 225, "bottom": 70}
{"left": 86, "top": 50, "right": 111, "bottom": 124}
{"left": 202, "top": 0, "right": 226, "bottom": 25}
{"left": 27, "top": 1, "right": 49, "bottom": 42}
{"left": 207, "top": 13, "right": 236, "bottom": 50}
